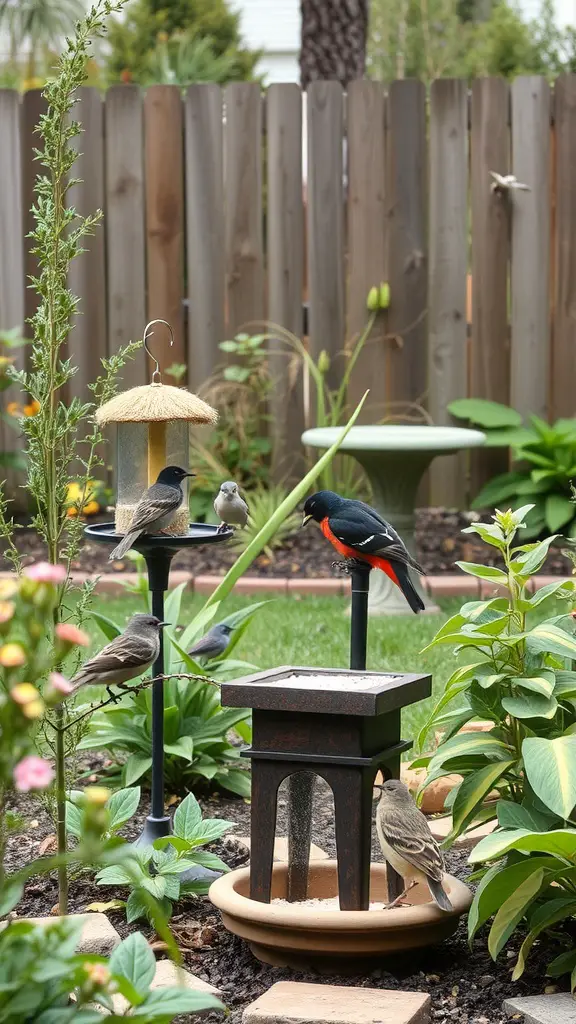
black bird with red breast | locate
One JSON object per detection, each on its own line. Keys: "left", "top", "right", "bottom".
{"left": 302, "top": 490, "right": 425, "bottom": 613}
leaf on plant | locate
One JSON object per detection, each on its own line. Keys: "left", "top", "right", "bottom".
{"left": 469, "top": 828, "right": 576, "bottom": 865}
{"left": 514, "top": 535, "right": 560, "bottom": 575}
{"left": 497, "top": 801, "right": 556, "bottom": 833}
{"left": 125, "top": 890, "right": 149, "bottom": 924}
{"left": 446, "top": 761, "right": 515, "bottom": 845}
{"left": 173, "top": 793, "right": 203, "bottom": 841}
{"left": 0, "top": 878, "right": 23, "bottom": 916}
{"left": 545, "top": 493, "right": 574, "bottom": 533}
{"left": 91, "top": 611, "right": 122, "bottom": 641}
{"left": 488, "top": 868, "right": 547, "bottom": 960}
{"left": 523, "top": 735, "right": 576, "bottom": 819}
{"left": 130, "top": 987, "right": 223, "bottom": 1017}
{"left": 106, "top": 787, "right": 141, "bottom": 831}
{"left": 455, "top": 562, "right": 508, "bottom": 583}
{"left": 447, "top": 398, "right": 522, "bottom": 428}
{"left": 501, "top": 691, "right": 558, "bottom": 720}
{"left": 123, "top": 754, "right": 153, "bottom": 787}
{"left": 525, "top": 623, "right": 576, "bottom": 660}
{"left": 109, "top": 931, "right": 156, "bottom": 997}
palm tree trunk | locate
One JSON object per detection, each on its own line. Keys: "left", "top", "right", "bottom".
{"left": 300, "top": 0, "right": 369, "bottom": 88}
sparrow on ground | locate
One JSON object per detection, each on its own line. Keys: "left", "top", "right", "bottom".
{"left": 375, "top": 779, "right": 453, "bottom": 912}
{"left": 214, "top": 481, "right": 249, "bottom": 532}
{"left": 69, "top": 613, "right": 168, "bottom": 698}
{"left": 302, "top": 490, "right": 425, "bottom": 613}
{"left": 188, "top": 622, "right": 233, "bottom": 662}
{"left": 109, "top": 465, "right": 194, "bottom": 561}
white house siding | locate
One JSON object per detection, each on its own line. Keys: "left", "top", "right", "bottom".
{"left": 232, "top": 0, "right": 301, "bottom": 83}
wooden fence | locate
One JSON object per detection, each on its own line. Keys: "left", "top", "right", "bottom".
{"left": 0, "top": 78, "right": 575, "bottom": 507}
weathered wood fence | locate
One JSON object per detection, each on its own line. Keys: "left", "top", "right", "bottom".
{"left": 0, "top": 78, "right": 575, "bottom": 506}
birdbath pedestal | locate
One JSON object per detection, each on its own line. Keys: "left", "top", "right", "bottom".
{"left": 301, "top": 425, "right": 486, "bottom": 615}
{"left": 219, "top": 666, "right": 431, "bottom": 911}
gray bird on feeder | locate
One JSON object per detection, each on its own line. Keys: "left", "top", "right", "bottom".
{"left": 214, "top": 481, "right": 249, "bottom": 532}
{"left": 188, "top": 622, "right": 234, "bottom": 662}
{"left": 109, "top": 465, "right": 195, "bottom": 561}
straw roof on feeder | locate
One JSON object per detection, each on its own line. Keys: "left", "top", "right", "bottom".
{"left": 95, "top": 383, "right": 218, "bottom": 427}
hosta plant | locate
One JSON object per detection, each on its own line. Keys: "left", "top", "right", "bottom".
{"left": 448, "top": 397, "right": 576, "bottom": 538}
{"left": 96, "top": 793, "right": 233, "bottom": 923}
{"left": 414, "top": 504, "right": 576, "bottom": 845}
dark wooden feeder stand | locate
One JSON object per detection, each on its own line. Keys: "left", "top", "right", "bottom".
{"left": 220, "top": 561, "right": 431, "bottom": 912}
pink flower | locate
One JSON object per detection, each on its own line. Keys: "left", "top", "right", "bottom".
{"left": 24, "top": 562, "right": 67, "bottom": 584}
{"left": 48, "top": 672, "right": 73, "bottom": 695}
{"left": 55, "top": 623, "right": 90, "bottom": 647}
{"left": 13, "top": 756, "right": 54, "bottom": 792}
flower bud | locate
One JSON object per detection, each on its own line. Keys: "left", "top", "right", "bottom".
{"left": 0, "top": 643, "right": 26, "bottom": 668}
{"left": 84, "top": 786, "right": 110, "bottom": 807}
{"left": 366, "top": 286, "right": 380, "bottom": 311}
{"left": 379, "top": 282, "right": 391, "bottom": 309}
{"left": 317, "top": 350, "right": 331, "bottom": 374}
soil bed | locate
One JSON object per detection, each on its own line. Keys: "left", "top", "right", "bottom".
{"left": 1, "top": 508, "right": 572, "bottom": 578}
{"left": 5, "top": 771, "right": 563, "bottom": 1024}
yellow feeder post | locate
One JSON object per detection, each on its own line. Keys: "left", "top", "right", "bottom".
{"left": 95, "top": 320, "right": 217, "bottom": 537}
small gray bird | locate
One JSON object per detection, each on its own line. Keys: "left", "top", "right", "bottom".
{"left": 109, "top": 465, "right": 194, "bottom": 561}
{"left": 214, "top": 481, "right": 249, "bottom": 532}
{"left": 188, "top": 622, "right": 233, "bottom": 662}
{"left": 375, "top": 779, "right": 453, "bottom": 912}
{"left": 70, "top": 613, "right": 168, "bottom": 696}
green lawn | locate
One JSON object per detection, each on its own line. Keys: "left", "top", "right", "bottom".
{"left": 81, "top": 592, "right": 461, "bottom": 747}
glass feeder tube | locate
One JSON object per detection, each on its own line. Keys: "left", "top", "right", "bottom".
{"left": 114, "top": 418, "right": 190, "bottom": 537}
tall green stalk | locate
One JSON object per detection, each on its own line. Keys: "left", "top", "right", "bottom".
{"left": 3, "top": 0, "right": 137, "bottom": 913}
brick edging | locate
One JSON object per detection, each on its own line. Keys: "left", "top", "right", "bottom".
{"left": 4, "top": 570, "right": 571, "bottom": 597}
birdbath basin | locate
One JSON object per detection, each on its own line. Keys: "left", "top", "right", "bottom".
{"left": 301, "top": 425, "right": 486, "bottom": 615}
{"left": 209, "top": 860, "right": 472, "bottom": 970}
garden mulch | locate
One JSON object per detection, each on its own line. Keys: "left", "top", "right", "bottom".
{"left": 1, "top": 508, "right": 572, "bottom": 578}
{"left": 5, "top": 768, "right": 564, "bottom": 1024}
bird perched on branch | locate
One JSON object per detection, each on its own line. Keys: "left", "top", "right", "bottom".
{"left": 69, "top": 613, "right": 168, "bottom": 697}
{"left": 214, "top": 481, "right": 249, "bottom": 532}
{"left": 375, "top": 779, "right": 453, "bottom": 912}
{"left": 302, "top": 490, "right": 425, "bottom": 613}
{"left": 109, "top": 465, "right": 194, "bottom": 561}
{"left": 188, "top": 622, "right": 233, "bottom": 662}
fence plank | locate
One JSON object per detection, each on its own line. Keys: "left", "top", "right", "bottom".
{"left": 67, "top": 87, "right": 107, "bottom": 401}
{"left": 510, "top": 76, "right": 550, "bottom": 420}
{"left": 266, "top": 84, "right": 305, "bottom": 482}
{"left": 428, "top": 79, "right": 468, "bottom": 507}
{"left": 0, "top": 90, "right": 25, "bottom": 497}
{"left": 184, "top": 84, "right": 225, "bottom": 388}
{"left": 306, "top": 81, "right": 345, "bottom": 391}
{"left": 386, "top": 79, "right": 428, "bottom": 413}
{"left": 105, "top": 85, "right": 147, "bottom": 385}
{"left": 144, "top": 85, "right": 185, "bottom": 370}
{"left": 552, "top": 75, "right": 576, "bottom": 420}
{"left": 346, "top": 79, "right": 387, "bottom": 423}
{"left": 21, "top": 89, "right": 46, "bottom": 340}
{"left": 224, "top": 83, "right": 264, "bottom": 338}
{"left": 470, "top": 77, "right": 511, "bottom": 493}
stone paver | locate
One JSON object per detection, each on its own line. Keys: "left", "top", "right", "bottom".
{"left": 242, "top": 981, "right": 431, "bottom": 1024}
{"left": 16, "top": 913, "right": 120, "bottom": 955}
{"left": 429, "top": 815, "right": 497, "bottom": 849}
{"left": 503, "top": 992, "right": 576, "bottom": 1023}
{"left": 231, "top": 835, "right": 329, "bottom": 862}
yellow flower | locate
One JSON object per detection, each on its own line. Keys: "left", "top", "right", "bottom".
{"left": 6, "top": 402, "right": 22, "bottom": 417}
{"left": 0, "top": 580, "right": 17, "bottom": 600}
{"left": 0, "top": 643, "right": 26, "bottom": 667}
{"left": 84, "top": 963, "right": 110, "bottom": 986}
{"left": 11, "top": 683, "right": 38, "bottom": 704}
{"left": 0, "top": 601, "right": 15, "bottom": 623}
{"left": 84, "top": 786, "right": 110, "bottom": 806}
{"left": 11, "top": 683, "right": 44, "bottom": 719}
{"left": 24, "top": 399, "right": 40, "bottom": 417}
{"left": 83, "top": 500, "right": 100, "bottom": 516}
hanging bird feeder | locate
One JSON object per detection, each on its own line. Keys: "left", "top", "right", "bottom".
{"left": 95, "top": 320, "right": 217, "bottom": 537}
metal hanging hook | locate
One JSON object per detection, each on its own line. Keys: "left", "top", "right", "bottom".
{"left": 143, "top": 319, "right": 174, "bottom": 384}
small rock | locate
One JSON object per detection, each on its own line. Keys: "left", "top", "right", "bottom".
{"left": 427, "top": 974, "right": 441, "bottom": 984}
{"left": 544, "top": 985, "right": 558, "bottom": 994}
{"left": 479, "top": 975, "right": 494, "bottom": 987}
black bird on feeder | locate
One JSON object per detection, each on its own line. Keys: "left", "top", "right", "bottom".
{"left": 109, "top": 465, "right": 195, "bottom": 561}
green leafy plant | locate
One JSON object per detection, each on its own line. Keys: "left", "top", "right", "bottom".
{"left": 79, "top": 592, "right": 261, "bottom": 797}
{"left": 414, "top": 504, "right": 576, "bottom": 846}
{"left": 467, "top": 821, "right": 576, "bottom": 988}
{"left": 448, "top": 398, "right": 576, "bottom": 538}
{"left": 145, "top": 30, "right": 243, "bottom": 85}
{"left": 66, "top": 785, "right": 141, "bottom": 841}
{"left": 96, "top": 793, "right": 233, "bottom": 923}
{"left": 229, "top": 483, "right": 300, "bottom": 559}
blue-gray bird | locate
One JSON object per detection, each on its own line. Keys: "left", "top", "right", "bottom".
{"left": 109, "top": 465, "right": 194, "bottom": 561}
{"left": 188, "top": 622, "right": 234, "bottom": 662}
{"left": 214, "top": 481, "right": 249, "bottom": 532}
